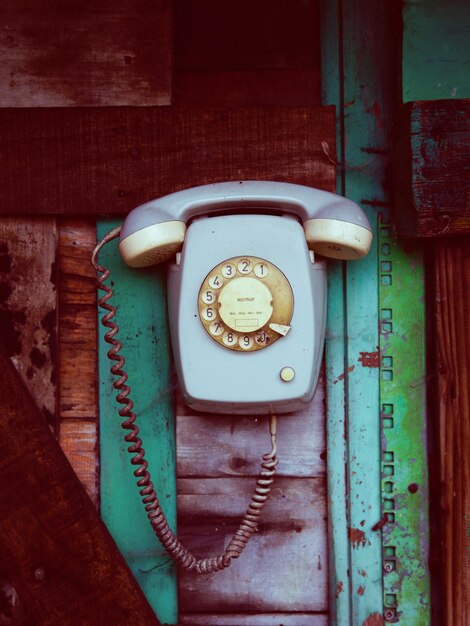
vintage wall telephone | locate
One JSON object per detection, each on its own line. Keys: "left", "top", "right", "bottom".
{"left": 93, "top": 181, "right": 372, "bottom": 574}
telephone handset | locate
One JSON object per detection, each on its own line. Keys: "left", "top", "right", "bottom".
{"left": 93, "top": 181, "right": 372, "bottom": 574}
{"left": 118, "top": 181, "right": 372, "bottom": 415}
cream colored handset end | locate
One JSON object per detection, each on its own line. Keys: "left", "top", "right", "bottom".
{"left": 303, "top": 217, "right": 373, "bottom": 260}
{"left": 119, "top": 221, "right": 186, "bottom": 268}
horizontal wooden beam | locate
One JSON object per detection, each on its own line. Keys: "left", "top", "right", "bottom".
{"left": 0, "top": 343, "right": 160, "bottom": 625}
{"left": 0, "top": 0, "right": 172, "bottom": 107}
{"left": 0, "top": 105, "right": 335, "bottom": 216}
{"left": 394, "top": 98, "right": 470, "bottom": 238}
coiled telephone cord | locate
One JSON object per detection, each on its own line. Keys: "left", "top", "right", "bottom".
{"left": 92, "top": 227, "right": 279, "bottom": 574}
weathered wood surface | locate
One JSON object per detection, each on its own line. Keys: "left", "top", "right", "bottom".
{"left": 96, "top": 221, "right": 178, "bottom": 624}
{"left": 174, "top": 69, "right": 321, "bottom": 107}
{"left": 177, "top": 477, "right": 328, "bottom": 613}
{"left": 0, "top": 105, "right": 336, "bottom": 216}
{"left": 174, "top": 0, "right": 320, "bottom": 73}
{"left": 174, "top": 0, "right": 320, "bottom": 108}
{"left": 180, "top": 614, "right": 328, "bottom": 626}
{"left": 176, "top": 371, "right": 326, "bottom": 478}
{"left": 0, "top": 218, "right": 57, "bottom": 430}
{"left": 434, "top": 237, "right": 470, "bottom": 626}
{"left": 394, "top": 98, "right": 470, "bottom": 238}
{"left": 402, "top": 0, "right": 470, "bottom": 103}
{"left": 58, "top": 220, "right": 98, "bottom": 503}
{"left": 0, "top": 0, "right": 172, "bottom": 107}
{"left": 0, "top": 342, "right": 160, "bottom": 626}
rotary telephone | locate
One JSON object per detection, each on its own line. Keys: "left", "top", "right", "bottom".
{"left": 93, "top": 181, "right": 372, "bottom": 574}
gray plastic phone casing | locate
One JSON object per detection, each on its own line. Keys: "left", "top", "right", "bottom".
{"left": 167, "top": 213, "right": 326, "bottom": 415}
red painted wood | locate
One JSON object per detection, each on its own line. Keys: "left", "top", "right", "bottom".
{"left": 0, "top": 106, "right": 335, "bottom": 216}
{"left": 0, "top": 343, "right": 160, "bottom": 625}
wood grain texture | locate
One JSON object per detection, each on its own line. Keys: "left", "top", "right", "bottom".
{"left": 434, "top": 237, "right": 470, "bottom": 626}
{"left": 177, "top": 477, "right": 328, "bottom": 613}
{"left": 0, "top": 0, "right": 172, "bottom": 107}
{"left": 0, "top": 218, "right": 57, "bottom": 430}
{"left": 58, "top": 419, "right": 98, "bottom": 505}
{"left": 0, "top": 106, "right": 336, "bottom": 216}
{"left": 58, "top": 220, "right": 98, "bottom": 503}
{"left": 58, "top": 220, "right": 97, "bottom": 420}
{"left": 0, "top": 343, "right": 160, "bottom": 625}
{"left": 394, "top": 98, "right": 470, "bottom": 237}
{"left": 176, "top": 369, "right": 326, "bottom": 478}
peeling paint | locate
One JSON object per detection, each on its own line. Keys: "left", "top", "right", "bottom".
{"left": 358, "top": 350, "right": 380, "bottom": 368}
{"left": 362, "top": 613, "right": 384, "bottom": 626}
{"left": 333, "top": 365, "right": 355, "bottom": 384}
{"left": 348, "top": 527, "right": 368, "bottom": 548}
{"left": 335, "top": 580, "right": 344, "bottom": 598}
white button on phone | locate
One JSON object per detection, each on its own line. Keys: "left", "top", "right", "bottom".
{"left": 280, "top": 367, "right": 295, "bottom": 382}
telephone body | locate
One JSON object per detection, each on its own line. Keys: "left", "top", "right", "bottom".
{"left": 119, "top": 181, "right": 372, "bottom": 415}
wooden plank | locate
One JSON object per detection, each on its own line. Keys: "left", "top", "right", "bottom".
{"left": 177, "top": 477, "right": 328, "bottom": 613}
{"left": 59, "top": 419, "right": 98, "bottom": 506}
{"left": 402, "top": 5, "right": 469, "bottom": 623}
{"left": 174, "top": 0, "right": 320, "bottom": 72}
{"left": 402, "top": 0, "right": 470, "bottom": 103}
{"left": 176, "top": 369, "right": 326, "bottom": 478}
{"left": 180, "top": 614, "right": 328, "bottom": 626}
{"left": 378, "top": 223, "right": 430, "bottom": 623}
{"left": 58, "top": 220, "right": 97, "bottom": 420}
{"left": 0, "top": 218, "right": 57, "bottom": 430}
{"left": 319, "top": 4, "right": 351, "bottom": 624}
{"left": 174, "top": 69, "right": 321, "bottom": 107}
{"left": 394, "top": 98, "right": 470, "bottom": 238}
{"left": 434, "top": 238, "right": 470, "bottom": 626}
{"left": 0, "top": 105, "right": 336, "bottom": 216}
{"left": 57, "top": 219, "right": 99, "bottom": 504}
{"left": 0, "top": 342, "right": 160, "bottom": 625}
{"left": 96, "top": 220, "right": 177, "bottom": 625}
{"left": 0, "top": 0, "right": 172, "bottom": 107}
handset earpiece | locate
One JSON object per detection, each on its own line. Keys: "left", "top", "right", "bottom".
{"left": 119, "top": 214, "right": 186, "bottom": 268}
{"left": 301, "top": 196, "right": 373, "bottom": 261}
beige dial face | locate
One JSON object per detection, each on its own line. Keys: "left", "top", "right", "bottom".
{"left": 198, "top": 256, "right": 294, "bottom": 352}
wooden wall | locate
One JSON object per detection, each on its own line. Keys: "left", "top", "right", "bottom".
{"left": 0, "top": 1, "right": 334, "bottom": 624}
{"left": 401, "top": 2, "right": 470, "bottom": 624}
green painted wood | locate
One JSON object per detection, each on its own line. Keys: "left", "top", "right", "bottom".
{"left": 96, "top": 220, "right": 178, "bottom": 625}
{"left": 403, "top": 0, "right": 470, "bottom": 102}
{"left": 378, "top": 222, "right": 430, "bottom": 623}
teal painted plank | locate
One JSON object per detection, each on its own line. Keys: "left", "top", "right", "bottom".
{"left": 341, "top": 2, "right": 393, "bottom": 621}
{"left": 378, "top": 222, "right": 430, "bottom": 624}
{"left": 403, "top": 0, "right": 470, "bottom": 102}
{"left": 96, "top": 220, "right": 178, "bottom": 625}
{"left": 320, "top": 2, "right": 351, "bottom": 624}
